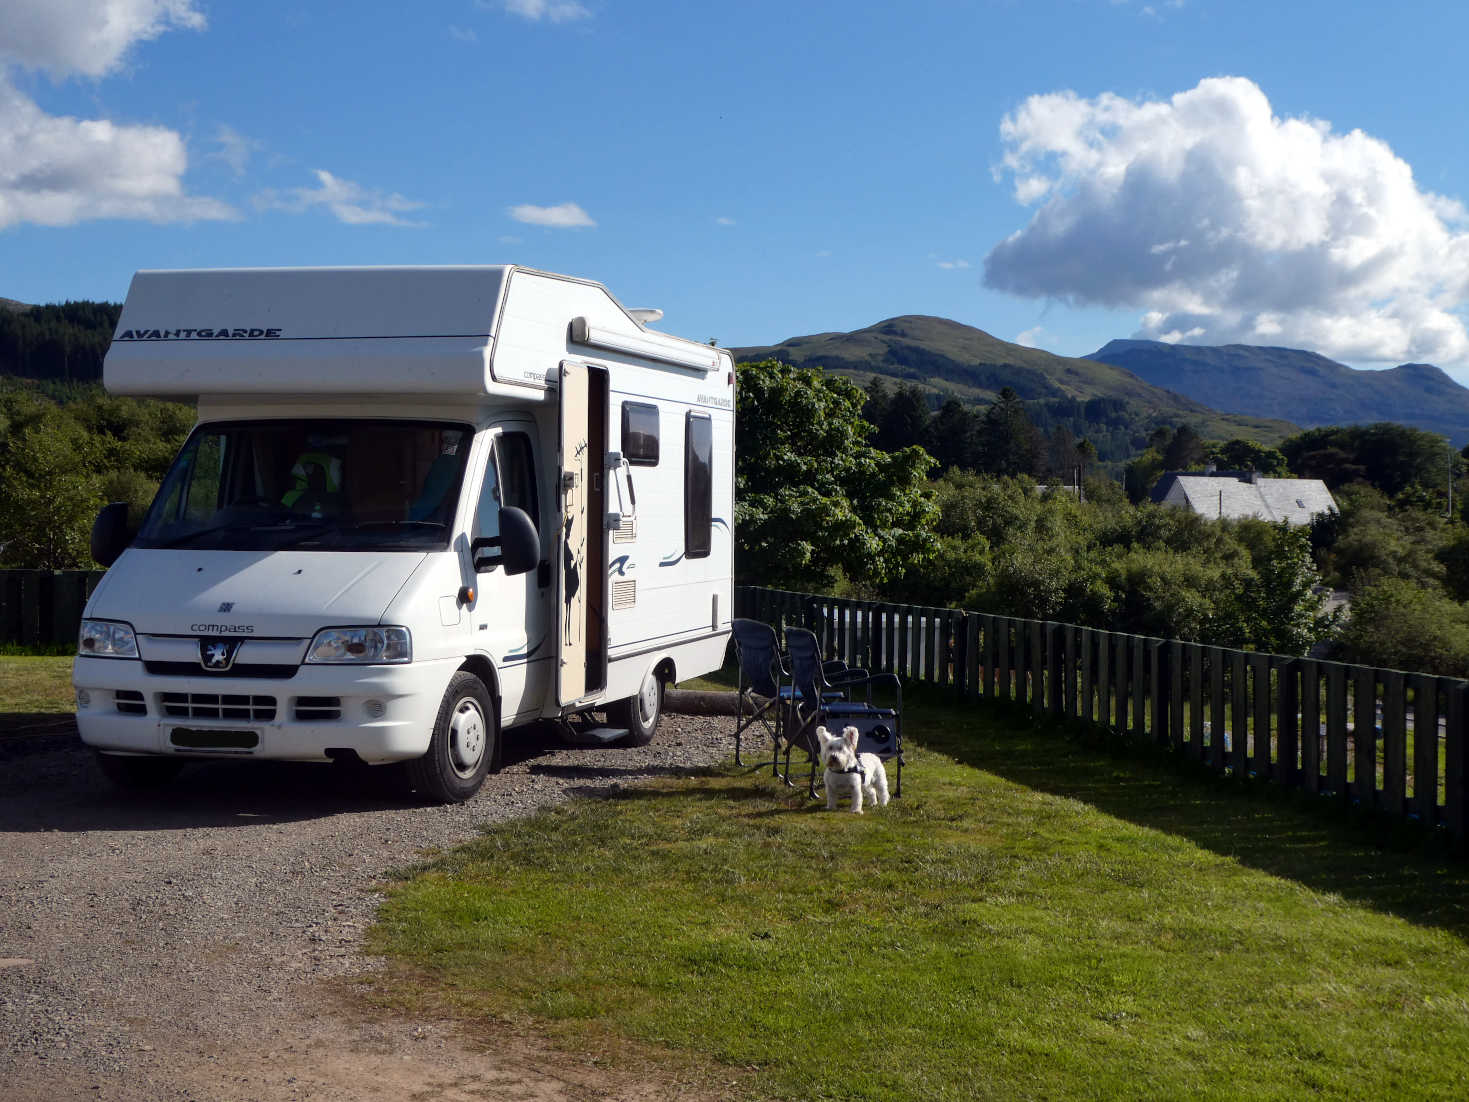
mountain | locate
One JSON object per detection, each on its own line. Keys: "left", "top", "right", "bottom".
{"left": 1, "top": 297, "right": 32, "bottom": 313}
{"left": 732, "top": 315, "right": 1298, "bottom": 459}
{"left": 1089, "top": 340, "right": 1469, "bottom": 448}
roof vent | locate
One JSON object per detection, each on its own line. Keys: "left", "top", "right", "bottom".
{"left": 627, "top": 308, "right": 663, "bottom": 326}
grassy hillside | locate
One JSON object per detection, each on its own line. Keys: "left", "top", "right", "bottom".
{"left": 733, "top": 315, "right": 1298, "bottom": 448}
{"left": 1092, "top": 339, "right": 1469, "bottom": 447}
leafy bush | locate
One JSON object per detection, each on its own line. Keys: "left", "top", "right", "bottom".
{"left": 1334, "top": 577, "right": 1469, "bottom": 678}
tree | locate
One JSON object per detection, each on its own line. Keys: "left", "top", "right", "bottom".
{"left": 926, "top": 398, "right": 978, "bottom": 472}
{"left": 0, "top": 408, "right": 102, "bottom": 568}
{"left": 734, "top": 359, "right": 936, "bottom": 592}
{"left": 1232, "top": 520, "right": 1331, "bottom": 655}
{"left": 875, "top": 384, "right": 928, "bottom": 454}
{"left": 1334, "top": 577, "right": 1469, "bottom": 678}
{"left": 1162, "top": 424, "right": 1207, "bottom": 470}
{"left": 1209, "top": 438, "right": 1289, "bottom": 476}
{"left": 977, "top": 387, "right": 1041, "bottom": 477}
{"left": 1282, "top": 423, "right": 1455, "bottom": 496}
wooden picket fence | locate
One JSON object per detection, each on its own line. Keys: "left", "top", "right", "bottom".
{"left": 736, "top": 585, "right": 1469, "bottom": 846}
{"left": 0, "top": 570, "right": 105, "bottom": 648}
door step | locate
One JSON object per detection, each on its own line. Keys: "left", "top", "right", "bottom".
{"left": 559, "top": 724, "right": 631, "bottom": 746}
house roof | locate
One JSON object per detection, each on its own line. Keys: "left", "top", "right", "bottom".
{"left": 1150, "top": 471, "right": 1337, "bottom": 525}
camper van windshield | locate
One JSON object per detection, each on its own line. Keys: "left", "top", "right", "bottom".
{"left": 135, "top": 419, "right": 474, "bottom": 552}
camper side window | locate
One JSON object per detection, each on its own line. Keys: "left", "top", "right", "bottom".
{"left": 684, "top": 413, "right": 713, "bottom": 559}
{"left": 621, "top": 402, "right": 659, "bottom": 466}
{"left": 473, "top": 431, "right": 539, "bottom": 570}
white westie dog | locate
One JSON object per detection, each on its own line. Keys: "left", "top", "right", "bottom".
{"left": 817, "top": 725, "right": 890, "bottom": 814}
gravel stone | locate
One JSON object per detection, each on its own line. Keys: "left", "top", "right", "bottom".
{"left": 0, "top": 713, "right": 745, "bottom": 1100}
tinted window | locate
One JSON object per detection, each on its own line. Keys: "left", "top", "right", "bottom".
{"left": 685, "top": 413, "right": 712, "bottom": 559}
{"left": 135, "top": 419, "right": 471, "bottom": 552}
{"left": 474, "top": 431, "right": 539, "bottom": 571}
{"left": 621, "top": 402, "right": 660, "bottom": 466}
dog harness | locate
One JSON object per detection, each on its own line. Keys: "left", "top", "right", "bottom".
{"left": 836, "top": 761, "right": 869, "bottom": 783}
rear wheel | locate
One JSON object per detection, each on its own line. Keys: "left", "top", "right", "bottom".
{"left": 609, "top": 667, "right": 663, "bottom": 747}
{"left": 94, "top": 752, "right": 185, "bottom": 790}
{"left": 407, "top": 671, "right": 498, "bottom": 803}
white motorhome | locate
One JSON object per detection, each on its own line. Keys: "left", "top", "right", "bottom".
{"left": 73, "top": 266, "right": 735, "bottom": 801}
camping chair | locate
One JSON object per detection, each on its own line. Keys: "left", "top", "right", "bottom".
{"left": 784, "top": 626, "right": 905, "bottom": 799}
{"left": 731, "top": 619, "right": 789, "bottom": 770}
{"left": 731, "top": 619, "right": 859, "bottom": 778}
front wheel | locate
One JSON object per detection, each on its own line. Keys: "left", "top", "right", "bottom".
{"left": 609, "top": 667, "right": 663, "bottom": 748}
{"left": 407, "top": 671, "right": 498, "bottom": 803}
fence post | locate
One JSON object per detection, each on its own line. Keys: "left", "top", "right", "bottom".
{"left": 1277, "top": 658, "right": 1299, "bottom": 788}
{"left": 1047, "top": 623, "right": 1063, "bottom": 717}
{"left": 1326, "top": 664, "right": 1349, "bottom": 801}
{"left": 1030, "top": 620, "right": 1045, "bottom": 717}
{"left": 1131, "top": 635, "right": 1146, "bottom": 737}
{"left": 1446, "top": 681, "right": 1466, "bottom": 846}
{"left": 1300, "top": 659, "right": 1321, "bottom": 795}
{"left": 1381, "top": 670, "right": 1407, "bottom": 817}
{"left": 1354, "top": 668, "right": 1378, "bottom": 810}
{"left": 964, "top": 614, "right": 980, "bottom": 703}
{"left": 1081, "top": 629, "right": 1095, "bottom": 724}
{"left": 1113, "top": 631, "right": 1128, "bottom": 732}
{"left": 1412, "top": 674, "right": 1440, "bottom": 826}
{"left": 1209, "top": 647, "right": 1227, "bottom": 772}
{"left": 1096, "top": 631, "right": 1111, "bottom": 732}
{"left": 1149, "top": 639, "right": 1167, "bottom": 746}
{"left": 1064, "top": 625, "right": 1079, "bottom": 722}
{"left": 1250, "top": 654, "right": 1272, "bottom": 781}
{"left": 997, "top": 619, "right": 1011, "bottom": 702}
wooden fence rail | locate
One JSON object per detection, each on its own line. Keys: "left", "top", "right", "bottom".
{"left": 736, "top": 585, "right": 1469, "bottom": 846}
{"left": 0, "top": 570, "right": 105, "bottom": 647}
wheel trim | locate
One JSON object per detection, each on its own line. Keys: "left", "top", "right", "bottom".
{"left": 636, "top": 672, "right": 660, "bottom": 727}
{"left": 448, "top": 696, "right": 487, "bottom": 778}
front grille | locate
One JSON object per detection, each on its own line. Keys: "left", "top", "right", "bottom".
{"left": 159, "top": 692, "right": 276, "bottom": 723}
{"left": 114, "top": 690, "right": 147, "bottom": 716}
{"left": 144, "top": 661, "right": 298, "bottom": 680}
{"left": 294, "top": 696, "right": 341, "bottom": 722}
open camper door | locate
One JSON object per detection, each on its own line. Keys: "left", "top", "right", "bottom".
{"left": 557, "top": 362, "right": 590, "bottom": 704}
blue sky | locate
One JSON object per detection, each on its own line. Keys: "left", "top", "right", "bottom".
{"left": 6, "top": 1, "right": 1469, "bottom": 386}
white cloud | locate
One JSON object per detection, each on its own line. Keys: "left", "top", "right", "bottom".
{"left": 254, "top": 169, "right": 428, "bottom": 227}
{"left": 716, "top": 216, "right": 735, "bottom": 226}
{"left": 985, "top": 76, "right": 1469, "bottom": 365}
{"left": 448, "top": 25, "right": 478, "bottom": 43}
{"left": 498, "top": 0, "right": 592, "bottom": 24}
{"left": 508, "top": 201, "right": 595, "bottom": 228}
{"left": 208, "top": 124, "right": 261, "bottom": 177}
{"left": 0, "top": 2, "right": 231, "bottom": 229}
{"left": 0, "top": 76, "right": 234, "bottom": 228}
{"left": 0, "top": 0, "right": 205, "bottom": 79}
{"left": 1016, "top": 326, "right": 1049, "bottom": 348}
{"left": 936, "top": 258, "right": 971, "bottom": 270}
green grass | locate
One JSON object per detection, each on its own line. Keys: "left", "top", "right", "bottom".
{"left": 0, "top": 655, "right": 75, "bottom": 714}
{"left": 366, "top": 697, "right": 1469, "bottom": 1101}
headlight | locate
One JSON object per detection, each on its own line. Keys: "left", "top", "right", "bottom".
{"left": 305, "top": 626, "right": 412, "bottom": 665}
{"left": 78, "top": 619, "right": 139, "bottom": 659}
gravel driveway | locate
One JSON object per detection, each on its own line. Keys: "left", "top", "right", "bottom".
{"left": 0, "top": 714, "right": 742, "bottom": 1101}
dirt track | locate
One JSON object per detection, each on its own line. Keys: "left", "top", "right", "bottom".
{"left": 0, "top": 718, "right": 739, "bottom": 1101}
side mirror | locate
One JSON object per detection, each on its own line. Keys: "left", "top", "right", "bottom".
{"left": 499, "top": 506, "right": 541, "bottom": 576}
{"left": 91, "top": 502, "right": 133, "bottom": 567}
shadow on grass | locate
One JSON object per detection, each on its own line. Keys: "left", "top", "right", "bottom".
{"left": 910, "top": 690, "right": 1469, "bottom": 941}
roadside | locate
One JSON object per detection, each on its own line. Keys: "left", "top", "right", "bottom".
{"left": 0, "top": 715, "right": 739, "bottom": 1102}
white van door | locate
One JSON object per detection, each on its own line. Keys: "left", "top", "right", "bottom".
{"left": 557, "top": 362, "right": 591, "bottom": 705}
{"left": 468, "top": 421, "right": 550, "bottom": 724}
